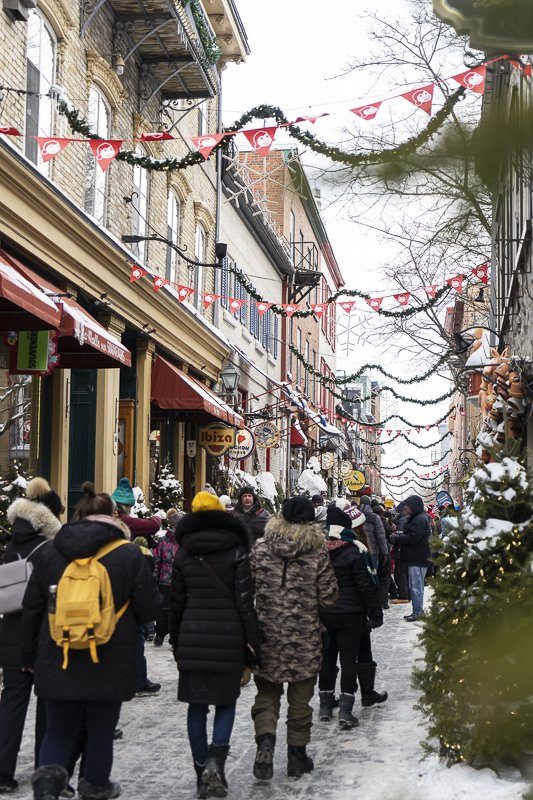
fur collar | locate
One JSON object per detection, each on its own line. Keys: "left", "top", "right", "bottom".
{"left": 7, "top": 498, "right": 61, "bottom": 539}
{"left": 264, "top": 515, "right": 327, "bottom": 556}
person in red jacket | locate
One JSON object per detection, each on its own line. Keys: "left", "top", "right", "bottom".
{"left": 111, "top": 478, "right": 162, "bottom": 548}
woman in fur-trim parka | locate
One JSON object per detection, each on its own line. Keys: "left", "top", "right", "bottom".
{"left": 0, "top": 478, "right": 62, "bottom": 794}
{"left": 250, "top": 496, "right": 338, "bottom": 782}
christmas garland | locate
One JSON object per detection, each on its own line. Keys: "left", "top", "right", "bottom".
{"left": 337, "top": 406, "right": 451, "bottom": 429}
{"left": 56, "top": 89, "right": 465, "bottom": 175}
{"left": 318, "top": 376, "right": 456, "bottom": 406}
{"left": 380, "top": 451, "right": 451, "bottom": 470}
{"left": 333, "top": 353, "right": 450, "bottom": 386}
{"left": 380, "top": 474, "right": 445, "bottom": 493}
{"left": 182, "top": 0, "right": 221, "bottom": 65}
{"left": 355, "top": 428, "right": 453, "bottom": 449}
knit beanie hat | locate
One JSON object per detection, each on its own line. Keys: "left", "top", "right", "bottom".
{"left": 25, "top": 477, "right": 63, "bottom": 517}
{"left": 359, "top": 495, "right": 372, "bottom": 506}
{"left": 282, "top": 496, "right": 316, "bottom": 523}
{"left": 346, "top": 506, "right": 366, "bottom": 529}
{"left": 326, "top": 504, "right": 352, "bottom": 530}
{"left": 356, "top": 486, "right": 372, "bottom": 498}
{"left": 218, "top": 495, "right": 232, "bottom": 509}
{"left": 191, "top": 491, "right": 224, "bottom": 513}
{"left": 112, "top": 478, "right": 135, "bottom": 507}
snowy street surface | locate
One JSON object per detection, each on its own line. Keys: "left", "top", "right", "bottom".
{"left": 13, "top": 605, "right": 529, "bottom": 799}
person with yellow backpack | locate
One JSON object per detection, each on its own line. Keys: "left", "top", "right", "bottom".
{"left": 20, "top": 482, "right": 160, "bottom": 800}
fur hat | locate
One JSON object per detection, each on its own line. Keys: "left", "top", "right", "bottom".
{"left": 237, "top": 485, "right": 257, "bottom": 502}
{"left": 326, "top": 504, "right": 352, "bottom": 530}
{"left": 112, "top": 478, "right": 135, "bottom": 507}
{"left": 191, "top": 492, "right": 224, "bottom": 513}
{"left": 282, "top": 496, "right": 315, "bottom": 524}
{"left": 26, "top": 477, "right": 63, "bottom": 517}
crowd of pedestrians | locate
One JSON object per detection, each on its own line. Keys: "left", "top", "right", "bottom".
{"left": 0, "top": 476, "right": 442, "bottom": 799}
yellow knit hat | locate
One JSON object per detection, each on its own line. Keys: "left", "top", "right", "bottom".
{"left": 191, "top": 491, "right": 224, "bottom": 513}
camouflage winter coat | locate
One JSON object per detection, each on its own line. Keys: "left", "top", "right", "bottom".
{"left": 250, "top": 515, "right": 338, "bottom": 683}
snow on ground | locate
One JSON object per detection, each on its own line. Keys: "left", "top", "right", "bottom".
{"left": 12, "top": 605, "right": 530, "bottom": 799}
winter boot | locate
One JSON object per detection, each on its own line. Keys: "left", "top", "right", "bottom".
{"left": 338, "top": 693, "right": 359, "bottom": 729}
{"left": 318, "top": 691, "right": 335, "bottom": 722}
{"left": 358, "top": 661, "right": 388, "bottom": 707}
{"left": 253, "top": 733, "right": 276, "bottom": 781}
{"left": 193, "top": 762, "right": 206, "bottom": 799}
{"left": 32, "top": 765, "right": 69, "bottom": 800}
{"left": 202, "top": 745, "right": 229, "bottom": 798}
{"left": 78, "top": 778, "right": 121, "bottom": 799}
{"left": 287, "top": 746, "right": 314, "bottom": 778}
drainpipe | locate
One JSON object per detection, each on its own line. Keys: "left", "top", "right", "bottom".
{"left": 214, "top": 73, "right": 223, "bottom": 328}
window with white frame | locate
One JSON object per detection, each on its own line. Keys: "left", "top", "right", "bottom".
{"left": 132, "top": 148, "right": 150, "bottom": 262}
{"left": 194, "top": 223, "right": 206, "bottom": 308}
{"left": 25, "top": 9, "right": 55, "bottom": 172}
{"left": 84, "top": 86, "right": 111, "bottom": 226}
{"left": 198, "top": 101, "right": 209, "bottom": 136}
{"left": 166, "top": 191, "right": 181, "bottom": 284}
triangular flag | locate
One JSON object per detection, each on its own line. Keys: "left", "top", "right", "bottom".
{"left": 424, "top": 285, "right": 437, "bottom": 298}
{"left": 416, "top": 427, "right": 421, "bottom": 433}
{"left": 524, "top": 63, "right": 532, "bottom": 79}
{"left": 191, "top": 133, "right": 226, "bottom": 160}
{"left": 402, "top": 84, "right": 434, "bottom": 115}
{"left": 311, "top": 303, "right": 326, "bottom": 319}
{"left": 242, "top": 127, "right": 277, "bottom": 156}
{"left": 256, "top": 301, "right": 272, "bottom": 317}
{"left": 472, "top": 262, "right": 489, "bottom": 284}
{"left": 153, "top": 275, "right": 169, "bottom": 292}
{"left": 0, "top": 125, "right": 21, "bottom": 135}
{"left": 451, "top": 65, "right": 486, "bottom": 95}
{"left": 365, "top": 296, "right": 383, "bottom": 311}
{"left": 89, "top": 139, "right": 123, "bottom": 172}
{"left": 394, "top": 292, "right": 411, "bottom": 306}
{"left": 229, "top": 297, "right": 246, "bottom": 314}
{"left": 426, "top": 425, "right": 431, "bottom": 431}
{"left": 447, "top": 274, "right": 464, "bottom": 293}
{"left": 176, "top": 285, "right": 195, "bottom": 302}
{"left": 405, "top": 429, "right": 412, "bottom": 435}
{"left": 339, "top": 301, "right": 355, "bottom": 313}
{"left": 202, "top": 292, "right": 221, "bottom": 309}
{"left": 36, "top": 137, "right": 72, "bottom": 162}
{"left": 351, "top": 101, "right": 382, "bottom": 121}
{"left": 292, "top": 113, "right": 329, "bottom": 123}
{"left": 377, "top": 428, "right": 384, "bottom": 435}
{"left": 140, "top": 131, "right": 174, "bottom": 141}
{"left": 282, "top": 303, "right": 299, "bottom": 317}
{"left": 386, "top": 429, "right": 393, "bottom": 436}
{"left": 129, "top": 263, "right": 147, "bottom": 282}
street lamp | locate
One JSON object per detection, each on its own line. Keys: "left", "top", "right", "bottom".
{"left": 121, "top": 234, "right": 228, "bottom": 269}
{"left": 219, "top": 364, "right": 240, "bottom": 394}
{"left": 453, "top": 325, "right": 501, "bottom": 355}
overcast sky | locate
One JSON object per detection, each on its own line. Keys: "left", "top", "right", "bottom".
{"left": 222, "top": 0, "right": 460, "bottom": 493}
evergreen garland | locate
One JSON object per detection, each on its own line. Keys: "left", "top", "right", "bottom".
{"left": 380, "top": 451, "right": 451, "bottom": 470}
{"left": 338, "top": 405, "right": 450, "bottom": 430}
{"left": 357, "top": 428, "right": 453, "bottom": 449}
{"left": 414, "top": 454, "right": 533, "bottom": 769}
{"left": 181, "top": 0, "right": 221, "bottom": 65}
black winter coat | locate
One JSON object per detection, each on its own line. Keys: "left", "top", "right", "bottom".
{"left": 233, "top": 502, "right": 270, "bottom": 545}
{"left": 321, "top": 539, "right": 383, "bottom": 624}
{"left": 169, "top": 510, "right": 261, "bottom": 706}
{"left": 0, "top": 498, "right": 61, "bottom": 669}
{"left": 391, "top": 496, "right": 432, "bottom": 567}
{"left": 20, "top": 515, "right": 160, "bottom": 702}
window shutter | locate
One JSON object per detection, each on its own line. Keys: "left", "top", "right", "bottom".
{"left": 221, "top": 257, "right": 228, "bottom": 308}
{"left": 262, "top": 310, "right": 269, "bottom": 349}
{"left": 273, "top": 314, "right": 279, "bottom": 358}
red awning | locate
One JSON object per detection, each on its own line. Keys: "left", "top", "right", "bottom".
{"left": 290, "top": 419, "right": 309, "bottom": 448}
{"left": 0, "top": 251, "right": 61, "bottom": 331}
{"left": 151, "top": 355, "right": 244, "bottom": 428}
{"left": 5, "top": 256, "right": 131, "bottom": 368}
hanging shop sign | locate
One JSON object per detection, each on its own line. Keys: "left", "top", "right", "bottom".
{"left": 321, "top": 452, "right": 335, "bottom": 471}
{"left": 9, "top": 330, "right": 59, "bottom": 375}
{"left": 344, "top": 469, "right": 366, "bottom": 492}
{"left": 433, "top": 0, "right": 533, "bottom": 50}
{"left": 198, "top": 424, "right": 236, "bottom": 457}
{"left": 254, "top": 421, "right": 281, "bottom": 449}
{"left": 228, "top": 427, "right": 256, "bottom": 461}
{"left": 340, "top": 460, "right": 354, "bottom": 478}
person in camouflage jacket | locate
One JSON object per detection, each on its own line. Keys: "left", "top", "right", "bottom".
{"left": 249, "top": 496, "right": 338, "bottom": 781}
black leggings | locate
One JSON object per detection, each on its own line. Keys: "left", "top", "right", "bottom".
{"left": 319, "top": 614, "right": 365, "bottom": 695}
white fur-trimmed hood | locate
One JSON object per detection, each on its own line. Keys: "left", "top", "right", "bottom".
{"left": 7, "top": 497, "right": 61, "bottom": 539}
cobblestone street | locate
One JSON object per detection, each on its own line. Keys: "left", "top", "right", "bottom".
{"left": 11, "top": 605, "right": 527, "bottom": 800}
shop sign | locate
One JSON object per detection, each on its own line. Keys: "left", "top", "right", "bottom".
{"left": 255, "top": 421, "right": 281, "bottom": 449}
{"left": 433, "top": 0, "right": 533, "bottom": 50}
{"left": 340, "top": 460, "right": 354, "bottom": 478}
{"left": 9, "top": 330, "right": 59, "bottom": 375}
{"left": 228, "top": 427, "right": 256, "bottom": 461}
{"left": 321, "top": 452, "right": 335, "bottom": 471}
{"left": 345, "top": 469, "right": 366, "bottom": 492}
{"left": 198, "top": 424, "right": 236, "bottom": 456}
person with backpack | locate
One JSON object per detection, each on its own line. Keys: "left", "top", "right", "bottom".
{"left": 0, "top": 478, "right": 63, "bottom": 794}
{"left": 152, "top": 512, "right": 180, "bottom": 647}
{"left": 250, "top": 497, "right": 338, "bottom": 782}
{"left": 169, "top": 491, "right": 261, "bottom": 799}
{"left": 20, "top": 482, "right": 160, "bottom": 800}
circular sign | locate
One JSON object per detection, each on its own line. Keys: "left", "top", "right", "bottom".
{"left": 228, "top": 427, "right": 255, "bottom": 461}
{"left": 340, "top": 460, "right": 354, "bottom": 478}
{"left": 321, "top": 452, "right": 335, "bottom": 471}
{"left": 254, "top": 421, "right": 280, "bottom": 449}
{"left": 198, "top": 424, "right": 236, "bottom": 457}
{"left": 344, "top": 469, "right": 366, "bottom": 492}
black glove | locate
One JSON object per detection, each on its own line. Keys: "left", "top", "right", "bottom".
{"left": 367, "top": 617, "right": 383, "bottom": 630}
{"left": 246, "top": 643, "right": 262, "bottom": 669}
{"left": 389, "top": 534, "right": 400, "bottom": 545}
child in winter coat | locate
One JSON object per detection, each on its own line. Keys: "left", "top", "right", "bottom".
{"left": 152, "top": 510, "right": 180, "bottom": 646}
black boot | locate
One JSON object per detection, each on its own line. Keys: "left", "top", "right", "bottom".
{"left": 318, "top": 691, "right": 335, "bottom": 722}
{"left": 287, "top": 746, "right": 314, "bottom": 778}
{"left": 193, "top": 762, "right": 206, "bottom": 799}
{"left": 338, "top": 693, "right": 359, "bottom": 729}
{"left": 78, "top": 778, "right": 121, "bottom": 799}
{"left": 32, "top": 766, "right": 69, "bottom": 800}
{"left": 358, "top": 661, "right": 388, "bottom": 707}
{"left": 253, "top": 733, "right": 275, "bottom": 781}
{"left": 202, "top": 745, "right": 229, "bottom": 798}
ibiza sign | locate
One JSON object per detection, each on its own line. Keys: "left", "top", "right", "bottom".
{"left": 433, "top": 0, "right": 533, "bottom": 51}
{"left": 198, "top": 424, "right": 236, "bottom": 456}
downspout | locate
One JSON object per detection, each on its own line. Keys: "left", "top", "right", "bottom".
{"left": 214, "top": 72, "right": 223, "bottom": 329}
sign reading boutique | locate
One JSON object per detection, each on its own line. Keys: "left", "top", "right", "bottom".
{"left": 433, "top": 0, "right": 533, "bottom": 50}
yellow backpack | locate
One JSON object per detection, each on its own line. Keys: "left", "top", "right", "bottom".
{"left": 49, "top": 539, "right": 130, "bottom": 670}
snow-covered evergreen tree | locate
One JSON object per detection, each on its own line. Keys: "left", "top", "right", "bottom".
{"left": 415, "top": 455, "right": 533, "bottom": 771}
{"left": 149, "top": 463, "right": 182, "bottom": 514}
{"left": 0, "top": 461, "right": 30, "bottom": 552}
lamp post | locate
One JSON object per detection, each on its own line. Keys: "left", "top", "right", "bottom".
{"left": 453, "top": 325, "right": 501, "bottom": 356}
{"left": 218, "top": 364, "right": 241, "bottom": 409}
{"left": 121, "top": 234, "right": 228, "bottom": 270}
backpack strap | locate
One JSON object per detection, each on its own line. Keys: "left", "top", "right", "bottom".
{"left": 95, "top": 539, "right": 131, "bottom": 619}
{"left": 26, "top": 540, "right": 50, "bottom": 560}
